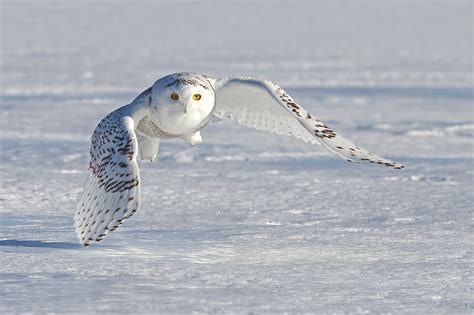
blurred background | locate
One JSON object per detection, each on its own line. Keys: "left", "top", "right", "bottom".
{"left": 2, "top": 1, "right": 472, "bottom": 90}
{"left": 0, "top": 1, "right": 473, "bottom": 313}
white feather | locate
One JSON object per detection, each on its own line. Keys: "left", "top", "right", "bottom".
{"left": 213, "top": 77, "right": 404, "bottom": 169}
{"left": 75, "top": 112, "right": 141, "bottom": 247}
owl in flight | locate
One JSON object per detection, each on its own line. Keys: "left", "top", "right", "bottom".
{"left": 75, "top": 73, "right": 404, "bottom": 246}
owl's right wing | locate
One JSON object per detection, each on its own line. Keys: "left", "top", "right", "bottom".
{"left": 74, "top": 111, "right": 141, "bottom": 247}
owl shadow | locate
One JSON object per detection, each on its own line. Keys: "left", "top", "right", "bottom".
{"left": 0, "top": 239, "right": 81, "bottom": 249}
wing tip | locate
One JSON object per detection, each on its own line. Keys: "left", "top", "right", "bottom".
{"left": 374, "top": 160, "right": 406, "bottom": 170}
{"left": 80, "top": 234, "right": 107, "bottom": 247}
{"left": 343, "top": 158, "right": 405, "bottom": 170}
{"left": 77, "top": 226, "right": 111, "bottom": 247}
{"left": 357, "top": 158, "right": 406, "bottom": 170}
{"left": 79, "top": 234, "right": 107, "bottom": 248}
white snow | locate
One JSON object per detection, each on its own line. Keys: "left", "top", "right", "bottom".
{"left": 1, "top": 1, "right": 473, "bottom": 313}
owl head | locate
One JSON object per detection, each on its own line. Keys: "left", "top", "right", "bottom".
{"left": 148, "top": 73, "right": 215, "bottom": 135}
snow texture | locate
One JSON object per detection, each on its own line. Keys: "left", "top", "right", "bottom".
{"left": 1, "top": 1, "right": 473, "bottom": 313}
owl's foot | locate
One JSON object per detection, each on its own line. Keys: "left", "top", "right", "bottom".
{"left": 182, "top": 131, "right": 202, "bottom": 146}
{"left": 139, "top": 137, "right": 160, "bottom": 161}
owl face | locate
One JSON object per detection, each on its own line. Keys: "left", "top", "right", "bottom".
{"left": 149, "top": 73, "right": 215, "bottom": 135}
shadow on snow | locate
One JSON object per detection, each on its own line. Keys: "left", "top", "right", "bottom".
{"left": 0, "top": 239, "right": 81, "bottom": 249}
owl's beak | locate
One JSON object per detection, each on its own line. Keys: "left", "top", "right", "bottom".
{"left": 184, "top": 103, "right": 191, "bottom": 114}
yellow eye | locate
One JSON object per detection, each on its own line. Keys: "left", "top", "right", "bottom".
{"left": 192, "top": 94, "right": 201, "bottom": 101}
{"left": 170, "top": 93, "right": 179, "bottom": 100}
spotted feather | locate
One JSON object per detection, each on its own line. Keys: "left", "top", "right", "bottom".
{"left": 213, "top": 77, "right": 404, "bottom": 169}
{"left": 74, "top": 111, "right": 141, "bottom": 247}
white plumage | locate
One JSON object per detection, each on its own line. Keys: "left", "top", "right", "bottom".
{"left": 75, "top": 114, "right": 140, "bottom": 245}
{"left": 75, "top": 73, "right": 404, "bottom": 247}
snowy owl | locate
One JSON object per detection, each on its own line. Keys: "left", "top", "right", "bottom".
{"left": 75, "top": 73, "right": 404, "bottom": 246}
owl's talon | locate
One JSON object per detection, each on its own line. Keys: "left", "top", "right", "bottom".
{"left": 182, "top": 131, "right": 202, "bottom": 146}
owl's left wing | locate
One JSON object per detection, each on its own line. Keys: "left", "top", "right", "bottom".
{"left": 213, "top": 77, "right": 404, "bottom": 169}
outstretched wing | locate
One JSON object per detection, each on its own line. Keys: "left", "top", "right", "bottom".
{"left": 213, "top": 77, "right": 404, "bottom": 169}
{"left": 75, "top": 110, "right": 141, "bottom": 247}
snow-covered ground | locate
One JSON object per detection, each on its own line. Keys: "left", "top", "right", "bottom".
{"left": 1, "top": 1, "right": 473, "bottom": 313}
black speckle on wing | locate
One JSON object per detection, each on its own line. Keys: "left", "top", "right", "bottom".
{"left": 269, "top": 80, "right": 404, "bottom": 169}
{"left": 75, "top": 111, "right": 141, "bottom": 247}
